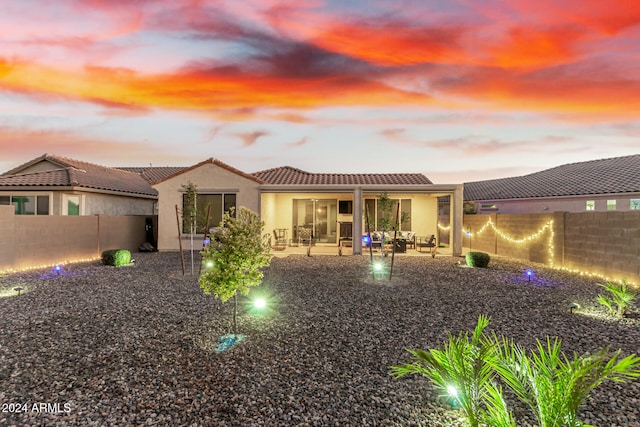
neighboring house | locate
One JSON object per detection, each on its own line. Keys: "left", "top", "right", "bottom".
{"left": 0, "top": 154, "right": 159, "bottom": 216}
{"left": 2, "top": 154, "right": 464, "bottom": 256}
{"left": 464, "top": 154, "right": 640, "bottom": 214}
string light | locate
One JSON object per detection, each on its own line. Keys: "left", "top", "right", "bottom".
{"left": 437, "top": 223, "right": 451, "bottom": 231}
{"left": 457, "top": 217, "right": 637, "bottom": 286}
{"left": 0, "top": 257, "right": 101, "bottom": 275}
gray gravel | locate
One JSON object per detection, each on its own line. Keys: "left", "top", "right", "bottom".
{"left": 0, "top": 252, "right": 638, "bottom": 426}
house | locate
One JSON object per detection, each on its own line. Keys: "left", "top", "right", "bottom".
{"left": 0, "top": 154, "right": 161, "bottom": 216}
{"left": 2, "top": 154, "right": 464, "bottom": 256}
{"left": 464, "top": 154, "right": 640, "bottom": 214}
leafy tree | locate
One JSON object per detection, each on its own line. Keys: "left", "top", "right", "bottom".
{"left": 199, "top": 207, "right": 271, "bottom": 336}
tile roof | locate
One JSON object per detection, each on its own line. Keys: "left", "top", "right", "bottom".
{"left": 116, "top": 166, "right": 187, "bottom": 184}
{"left": 0, "top": 154, "right": 157, "bottom": 197}
{"left": 253, "top": 166, "right": 433, "bottom": 185}
{"left": 464, "top": 154, "right": 640, "bottom": 201}
{"left": 151, "top": 158, "right": 265, "bottom": 185}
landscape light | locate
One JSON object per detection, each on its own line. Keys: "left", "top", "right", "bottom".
{"left": 446, "top": 385, "right": 458, "bottom": 397}
{"left": 253, "top": 297, "right": 267, "bottom": 310}
{"left": 206, "top": 260, "right": 214, "bottom": 268}
{"left": 54, "top": 265, "right": 62, "bottom": 275}
{"left": 568, "top": 302, "right": 580, "bottom": 314}
{"left": 362, "top": 235, "right": 371, "bottom": 245}
{"left": 203, "top": 239, "right": 211, "bottom": 246}
{"left": 526, "top": 269, "right": 533, "bottom": 281}
{"left": 373, "top": 262, "right": 383, "bottom": 272}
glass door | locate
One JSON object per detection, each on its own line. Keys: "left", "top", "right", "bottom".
{"left": 292, "top": 199, "right": 337, "bottom": 244}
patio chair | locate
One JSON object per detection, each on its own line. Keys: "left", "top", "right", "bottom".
{"left": 272, "top": 229, "right": 287, "bottom": 250}
{"left": 416, "top": 234, "right": 437, "bottom": 257}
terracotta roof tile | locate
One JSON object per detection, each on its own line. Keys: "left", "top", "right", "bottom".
{"left": 464, "top": 154, "right": 640, "bottom": 201}
{"left": 253, "top": 166, "right": 432, "bottom": 185}
{"left": 0, "top": 155, "right": 157, "bottom": 197}
{"left": 116, "top": 167, "right": 187, "bottom": 184}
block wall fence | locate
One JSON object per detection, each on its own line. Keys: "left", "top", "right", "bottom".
{"left": 0, "top": 206, "right": 153, "bottom": 272}
{"left": 463, "top": 212, "right": 640, "bottom": 284}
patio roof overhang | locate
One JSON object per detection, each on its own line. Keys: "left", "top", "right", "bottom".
{"left": 259, "top": 184, "right": 460, "bottom": 194}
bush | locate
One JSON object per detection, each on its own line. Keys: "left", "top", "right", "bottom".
{"left": 466, "top": 251, "right": 490, "bottom": 268}
{"left": 101, "top": 249, "right": 132, "bottom": 266}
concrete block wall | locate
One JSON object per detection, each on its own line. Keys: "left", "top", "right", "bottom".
{"left": 464, "top": 211, "right": 640, "bottom": 283}
{"left": 563, "top": 212, "right": 640, "bottom": 283}
{"left": 0, "top": 208, "right": 152, "bottom": 272}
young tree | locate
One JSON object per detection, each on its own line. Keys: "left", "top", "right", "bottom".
{"left": 199, "top": 207, "right": 271, "bottom": 337}
{"left": 181, "top": 182, "right": 198, "bottom": 275}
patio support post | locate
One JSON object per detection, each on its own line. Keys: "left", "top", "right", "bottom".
{"left": 352, "top": 187, "right": 363, "bottom": 255}
{"left": 452, "top": 185, "right": 463, "bottom": 257}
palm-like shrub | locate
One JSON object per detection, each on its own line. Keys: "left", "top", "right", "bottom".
{"left": 391, "top": 316, "right": 640, "bottom": 427}
{"left": 493, "top": 337, "right": 640, "bottom": 427}
{"left": 597, "top": 281, "right": 635, "bottom": 317}
{"left": 390, "top": 315, "right": 498, "bottom": 427}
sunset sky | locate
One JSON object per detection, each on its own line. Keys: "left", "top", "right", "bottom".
{"left": 1, "top": 0, "right": 639, "bottom": 183}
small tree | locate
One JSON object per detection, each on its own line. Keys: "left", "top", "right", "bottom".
{"left": 181, "top": 182, "right": 198, "bottom": 275}
{"left": 199, "top": 207, "right": 271, "bottom": 336}
{"left": 375, "top": 192, "right": 409, "bottom": 278}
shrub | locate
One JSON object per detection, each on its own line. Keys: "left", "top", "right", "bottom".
{"left": 466, "top": 251, "right": 490, "bottom": 268}
{"left": 597, "top": 280, "right": 635, "bottom": 317}
{"left": 101, "top": 249, "right": 131, "bottom": 266}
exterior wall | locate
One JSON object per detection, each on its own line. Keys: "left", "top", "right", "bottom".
{"left": 1, "top": 190, "right": 154, "bottom": 216}
{"left": 83, "top": 193, "right": 155, "bottom": 216}
{"left": 474, "top": 193, "right": 640, "bottom": 214}
{"left": 464, "top": 212, "right": 640, "bottom": 283}
{"left": 153, "top": 163, "right": 261, "bottom": 250}
{"left": 0, "top": 206, "right": 151, "bottom": 272}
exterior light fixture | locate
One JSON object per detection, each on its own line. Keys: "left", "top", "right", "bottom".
{"left": 567, "top": 302, "right": 579, "bottom": 313}
{"left": 526, "top": 269, "right": 533, "bottom": 281}
{"left": 253, "top": 297, "right": 267, "bottom": 310}
{"left": 446, "top": 385, "right": 458, "bottom": 397}
{"left": 14, "top": 286, "right": 24, "bottom": 296}
{"left": 373, "top": 262, "right": 383, "bottom": 271}
{"left": 206, "top": 260, "right": 214, "bottom": 268}
{"left": 54, "top": 265, "right": 62, "bottom": 275}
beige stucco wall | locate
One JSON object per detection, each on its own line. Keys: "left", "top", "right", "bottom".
{"left": 153, "top": 162, "right": 261, "bottom": 251}
{"left": 83, "top": 193, "right": 155, "bottom": 215}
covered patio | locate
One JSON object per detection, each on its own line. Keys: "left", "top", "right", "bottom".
{"left": 259, "top": 184, "right": 463, "bottom": 257}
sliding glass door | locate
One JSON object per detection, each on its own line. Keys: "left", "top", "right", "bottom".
{"left": 292, "top": 199, "right": 337, "bottom": 243}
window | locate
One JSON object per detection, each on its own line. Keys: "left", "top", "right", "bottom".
{"left": 585, "top": 200, "right": 595, "bottom": 211}
{"left": 67, "top": 196, "right": 80, "bottom": 215}
{"left": 1, "top": 195, "right": 49, "bottom": 215}
{"left": 183, "top": 193, "right": 236, "bottom": 234}
{"left": 364, "top": 198, "right": 412, "bottom": 231}
{"left": 607, "top": 200, "right": 616, "bottom": 211}
{"left": 630, "top": 199, "right": 640, "bottom": 210}
{"left": 338, "top": 200, "right": 353, "bottom": 214}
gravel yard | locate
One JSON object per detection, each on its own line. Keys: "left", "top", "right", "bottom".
{"left": 0, "top": 252, "right": 639, "bottom": 426}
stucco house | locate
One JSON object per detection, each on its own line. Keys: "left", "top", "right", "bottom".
{"left": 2, "top": 154, "right": 464, "bottom": 256}
{"left": 464, "top": 154, "right": 640, "bottom": 214}
{"left": 0, "top": 154, "right": 160, "bottom": 216}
